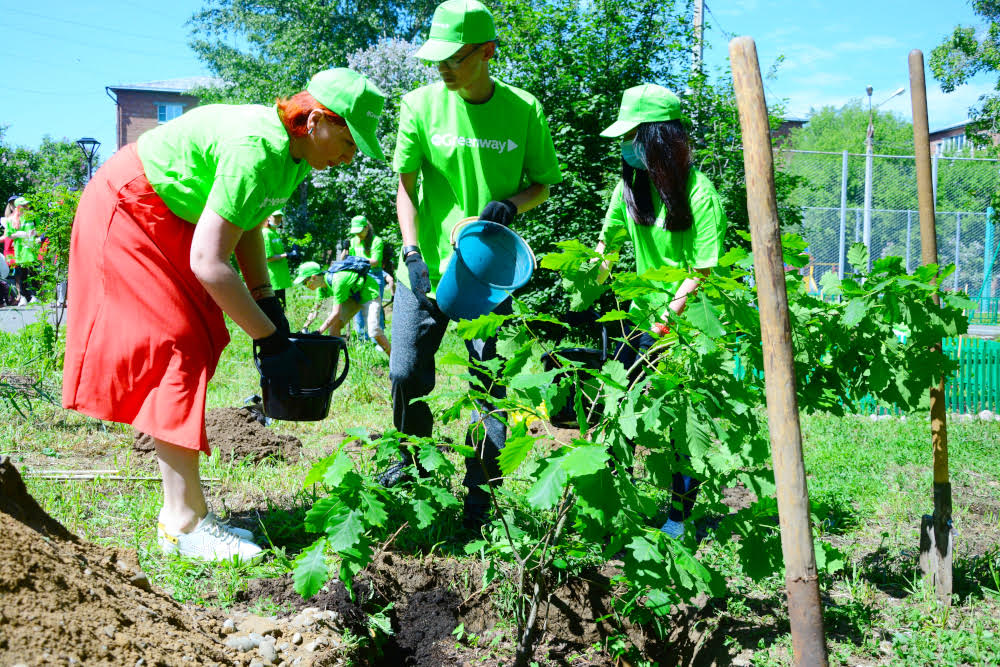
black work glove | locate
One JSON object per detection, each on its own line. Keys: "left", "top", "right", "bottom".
{"left": 479, "top": 199, "right": 517, "bottom": 227}
{"left": 405, "top": 251, "right": 432, "bottom": 299}
{"left": 286, "top": 246, "right": 301, "bottom": 261}
{"left": 256, "top": 295, "right": 290, "bottom": 337}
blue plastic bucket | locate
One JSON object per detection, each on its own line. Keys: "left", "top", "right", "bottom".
{"left": 436, "top": 218, "right": 535, "bottom": 321}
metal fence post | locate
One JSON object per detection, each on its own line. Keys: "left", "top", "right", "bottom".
{"left": 955, "top": 212, "right": 962, "bottom": 291}
{"left": 863, "top": 143, "right": 874, "bottom": 270}
{"left": 932, "top": 154, "right": 939, "bottom": 204}
{"left": 855, "top": 209, "right": 861, "bottom": 244}
{"left": 906, "top": 210, "right": 913, "bottom": 273}
{"left": 839, "top": 150, "right": 849, "bottom": 278}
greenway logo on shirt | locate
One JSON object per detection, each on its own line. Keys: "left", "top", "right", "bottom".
{"left": 430, "top": 133, "right": 518, "bottom": 154}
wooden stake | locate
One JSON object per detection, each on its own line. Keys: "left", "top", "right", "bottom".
{"left": 729, "top": 36, "right": 829, "bottom": 667}
{"left": 910, "top": 49, "right": 953, "bottom": 603}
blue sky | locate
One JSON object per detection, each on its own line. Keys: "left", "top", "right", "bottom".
{"left": 0, "top": 0, "right": 993, "bottom": 161}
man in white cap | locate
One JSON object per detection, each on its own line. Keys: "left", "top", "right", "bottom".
{"left": 387, "top": 0, "right": 562, "bottom": 531}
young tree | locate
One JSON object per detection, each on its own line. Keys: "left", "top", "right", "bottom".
{"left": 931, "top": 0, "right": 1000, "bottom": 154}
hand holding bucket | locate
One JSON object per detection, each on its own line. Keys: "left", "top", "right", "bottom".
{"left": 435, "top": 217, "right": 536, "bottom": 321}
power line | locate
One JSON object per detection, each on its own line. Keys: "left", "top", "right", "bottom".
{"left": 5, "top": 7, "right": 191, "bottom": 46}
{"left": 5, "top": 23, "right": 188, "bottom": 60}
{"left": 1, "top": 84, "right": 106, "bottom": 96}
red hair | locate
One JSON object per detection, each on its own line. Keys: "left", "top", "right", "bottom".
{"left": 277, "top": 91, "right": 346, "bottom": 138}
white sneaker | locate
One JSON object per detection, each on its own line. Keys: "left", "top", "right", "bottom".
{"left": 218, "top": 518, "right": 255, "bottom": 541}
{"left": 158, "top": 512, "right": 264, "bottom": 562}
{"left": 16, "top": 296, "right": 27, "bottom": 306}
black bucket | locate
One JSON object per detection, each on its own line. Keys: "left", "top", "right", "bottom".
{"left": 541, "top": 326, "right": 607, "bottom": 429}
{"left": 254, "top": 333, "right": 350, "bottom": 421}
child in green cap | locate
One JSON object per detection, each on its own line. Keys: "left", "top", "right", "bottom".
{"left": 388, "top": 0, "right": 563, "bottom": 530}
{"left": 347, "top": 214, "right": 386, "bottom": 342}
{"left": 296, "top": 260, "right": 391, "bottom": 356}
{"left": 596, "top": 83, "right": 728, "bottom": 540}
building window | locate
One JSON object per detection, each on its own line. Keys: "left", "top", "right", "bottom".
{"left": 156, "top": 103, "right": 184, "bottom": 123}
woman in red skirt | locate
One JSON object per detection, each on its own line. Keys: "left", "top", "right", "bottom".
{"left": 63, "top": 68, "right": 386, "bottom": 562}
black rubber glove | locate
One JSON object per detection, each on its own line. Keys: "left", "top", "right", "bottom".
{"left": 256, "top": 295, "right": 290, "bottom": 337}
{"left": 286, "top": 247, "right": 301, "bottom": 261}
{"left": 479, "top": 199, "right": 517, "bottom": 227}
{"left": 405, "top": 251, "right": 432, "bottom": 299}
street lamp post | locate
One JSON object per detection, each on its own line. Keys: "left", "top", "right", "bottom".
{"left": 862, "top": 86, "right": 905, "bottom": 271}
{"left": 76, "top": 137, "right": 101, "bottom": 182}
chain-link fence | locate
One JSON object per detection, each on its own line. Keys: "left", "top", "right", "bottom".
{"left": 779, "top": 150, "right": 1000, "bottom": 311}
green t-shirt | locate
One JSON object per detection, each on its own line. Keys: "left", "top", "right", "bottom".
{"left": 349, "top": 234, "right": 384, "bottom": 266}
{"left": 599, "top": 168, "right": 727, "bottom": 318}
{"left": 12, "top": 218, "right": 38, "bottom": 266}
{"left": 393, "top": 80, "right": 562, "bottom": 294}
{"left": 261, "top": 226, "right": 293, "bottom": 290}
{"left": 320, "top": 270, "right": 380, "bottom": 305}
{"left": 137, "top": 104, "right": 312, "bottom": 230}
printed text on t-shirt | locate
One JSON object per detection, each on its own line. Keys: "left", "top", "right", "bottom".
{"left": 430, "top": 133, "right": 519, "bottom": 154}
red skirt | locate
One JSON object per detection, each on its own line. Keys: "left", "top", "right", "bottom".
{"left": 62, "top": 144, "right": 231, "bottom": 453}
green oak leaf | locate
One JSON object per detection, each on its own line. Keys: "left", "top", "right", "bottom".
{"left": 685, "top": 292, "right": 726, "bottom": 338}
{"left": 293, "top": 537, "right": 328, "bottom": 599}
{"left": 526, "top": 456, "right": 568, "bottom": 509}
{"left": 326, "top": 510, "right": 364, "bottom": 552}
{"left": 498, "top": 435, "right": 537, "bottom": 475}
{"left": 561, "top": 444, "right": 608, "bottom": 476}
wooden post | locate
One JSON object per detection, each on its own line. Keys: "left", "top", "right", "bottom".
{"left": 910, "top": 49, "right": 953, "bottom": 603}
{"left": 729, "top": 36, "right": 829, "bottom": 666}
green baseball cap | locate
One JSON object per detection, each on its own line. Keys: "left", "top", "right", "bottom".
{"left": 307, "top": 68, "right": 387, "bottom": 161}
{"left": 600, "top": 84, "right": 682, "bottom": 138}
{"left": 272, "top": 209, "right": 284, "bottom": 217}
{"left": 294, "top": 261, "right": 324, "bottom": 285}
{"left": 413, "top": 0, "right": 497, "bottom": 61}
{"left": 349, "top": 215, "right": 368, "bottom": 234}
{"left": 13, "top": 197, "right": 28, "bottom": 207}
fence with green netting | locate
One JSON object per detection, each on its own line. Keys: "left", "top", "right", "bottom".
{"left": 735, "top": 335, "right": 1000, "bottom": 415}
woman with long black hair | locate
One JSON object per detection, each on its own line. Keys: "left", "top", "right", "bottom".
{"left": 595, "top": 84, "right": 727, "bottom": 538}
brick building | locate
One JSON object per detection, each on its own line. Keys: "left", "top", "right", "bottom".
{"left": 105, "top": 77, "right": 224, "bottom": 149}
{"left": 929, "top": 120, "right": 1000, "bottom": 156}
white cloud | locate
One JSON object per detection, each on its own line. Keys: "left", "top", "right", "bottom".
{"left": 834, "top": 35, "right": 904, "bottom": 52}
{"left": 924, "top": 79, "right": 996, "bottom": 129}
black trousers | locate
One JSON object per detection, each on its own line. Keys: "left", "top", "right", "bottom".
{"left": 388, "top": 283, "right": 512, "bottom": 509}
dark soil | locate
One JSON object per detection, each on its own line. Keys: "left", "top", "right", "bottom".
{"left": 0, "top": 456, "right": 236, "bottom": 666}
{"left": 237, "top": 551, "right": 681, "bottom": 665}
{"left": 134, "top": 406, "right": 302, "bottom": 464}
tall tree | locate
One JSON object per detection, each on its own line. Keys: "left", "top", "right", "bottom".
{"left": 188, "top": 0, "right": 439, "bottom": 104}
{"left": 931, "top": 0, "right": 1000, "bottom": 153}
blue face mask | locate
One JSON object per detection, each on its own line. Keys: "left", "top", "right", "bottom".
{"left": 621, "top": 139, "right": 646, "bottom": 169}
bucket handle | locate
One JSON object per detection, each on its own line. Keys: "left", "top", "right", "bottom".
{"left": 253, "top": 336, "right": 351, "bottom": 397}
{"left": 448, "top": 216, "right": 538, "bottom": 271}
{"left": 287, "top": 336, "right": 351, "bottom": 397}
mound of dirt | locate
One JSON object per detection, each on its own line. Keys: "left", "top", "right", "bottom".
{"left": 0, "top": 456, "right": 232, "bottom": 665}
{"left": 134, "top": 407, "right": 302, "bottom": 464}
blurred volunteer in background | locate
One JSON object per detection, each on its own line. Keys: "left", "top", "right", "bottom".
{"left": 295, "top": 260, "right": 391, "bottom": 356}
{"left": 389, "top": 0, "right": 562, "bottom": 530}
{"left": 8, "top": 196, "right": 39, "bottom": 304}
{"left": 262, "top": 209, "right": 300, "bottom": 308}
{"left": 62, "top": 68, "right": 385, "bottom": 562}
{"left": 595, "top": 84, "right": 727, "bottom": 539}
{"left": 347, "top": 214, "right": 385, "bottom": 342}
